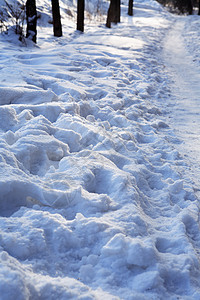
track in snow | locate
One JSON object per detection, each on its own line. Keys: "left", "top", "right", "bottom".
{"left": 162, "top": 16, "right": 200, "bottom": 266}
{"left": 163, "top": 17, "right": 200, "bottom": 190}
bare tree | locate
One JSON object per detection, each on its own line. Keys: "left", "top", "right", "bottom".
{"left": 106, "top": 0, "right": 114, "bottom": 28}
{"left": 26, "top": 0, "right": 37, "bottom": 42}
{"left": 128, "top": 0, "right": 133, "bottom": 16}
{"left": 0, "top": 0, "right": 25, "bottom": 38}
{"left": 187, "top": 0, "right": 193, "bottom": 14}
{"left": 77, "top": 0, "right": 84, "bottom": 32}
{"left": 158, "top": 0, "right": 194, "bottom": 14}
{"left": 106, "top": 0, "right": 120, "bottom": 28}
{"left": 51, "top": 0, "right": 62, "bottom": 37}
{"left": 115, "top": 0, "right": 120, "bottom": 23}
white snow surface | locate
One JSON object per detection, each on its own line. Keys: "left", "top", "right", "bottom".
{"left": 0, "top": 0, "right": 200, "bottom": 299}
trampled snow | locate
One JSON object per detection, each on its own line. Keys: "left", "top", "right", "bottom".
{"left": 0, "top": 0, "right": 200, "bottom": 299}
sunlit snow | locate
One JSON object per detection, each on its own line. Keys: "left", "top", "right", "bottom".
{"left": 0, "top": 0, "right": 200, "bottom": 299}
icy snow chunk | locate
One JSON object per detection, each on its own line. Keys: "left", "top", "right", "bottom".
{"left": 161, "top": 267, "right": 191, "bottom": 294}
{"left": 0, "top": 263, "right": 31, "bottom": 300}
{"left": 169, "top": 180, "right": 183, "bottom": 194}
{"left": 180, "top": 208, "right": 200, "bottom": 242}
{"left": 15, "top": 115, "right": 54, "bottom": 136}
{"left": 110, "top": 114, "right": 130, "bottom": 128}
{"left": 127, "top": 239, "right": 157, "bottom": 267}
{"left": 79, "top": 100, "right": 94, "bottom": 118}
{"left": 0, "top": 209, "right": 79, "bottom": 260}
{"left": 54, "top": 129, "right": 81, "bottom": 152}
{"left": 86, "top": 254, "right": 99, "bottom": 266}
{"left": 0, "top": 228, "right": 46, "bottom": 260}
{"left": 4, "top": 131, "right": 16, "bottom": 145}
{"left": 18, "top": 109, "right": 34, "bottom": 121}
{"left": 59, "top": 85, "right": 86, "bottom": 101}
{"left": 0, "top": 163, "right": 84, "bottom": 215}
{"left": 0, "top": 106, "right": 18, "bottom": 131}
{"left": 79, "top": 264, "right": 95, "bottom": 282}
{"left": 13, "top": 103, "right": 66, "bottom": 123}
{"left": 155, "top": 236, "right": 190, "bottom": 255}
{"left": 102, "top": 234, "right": 157, "bottom": 268}
{"left": 55, "top": 113, "right": 105, "bottom": 148}
{"left": 0, "top": 87, "right": 58, "bottom": 105}
{"left": 0, "top": 250, "right": 115, "bottom": 299}
{"left": 131, "top": 271, "right": 163, "bottom": 292}
{"left": 58, "top": 152, "right": 135, "bottom": 203}
{"left": 126, "top": 141, "right": 137, "bottom": 151}
{"left": 0, "top": 167, "right": 45, "bottom": 216}
{"left": 0, "top": 143, "right": 22, "bottom": 169}
{"left": 152, "top": 120, "right": 169, "bottom": 129}
{"left": 12, "top": 134, "right": 69, "bottom": 174}
{"left": 101, "top": 233, "right": 127, "bottom": 256}
{"left": 86, "top": 115, "right": 96, "bottom": 122}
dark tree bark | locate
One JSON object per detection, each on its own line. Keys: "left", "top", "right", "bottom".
{"left": 77, "top": 0, "right": 84, "bottom": 32}
{"left": 128, "top": 0, "right": 133, "bottom": 16}
{"left": 115, "top": 0, "right": 120, "bottom": 23}
{"left": 106, "top": 0, "right": 120, "bottom": 28}
{"left": 51, "top": 0, "right": 62, "bottom": 37}
{"left": 175, "top": 0, "right": 193, "bottom": 14}
{"left": 106, "top": 0, "right": 114, "bottom": 28}
{"left": 187, "top": 0, "right": 193, "bottom": 14}
{"left": 198, "top": 0, "right": 200, "bottom": 15}
{"left": 26, "top": 0, "right": 37, "bottom": 43}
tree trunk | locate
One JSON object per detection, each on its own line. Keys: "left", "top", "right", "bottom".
{"left": 115, "top": 0, "right": 120, "bottom": 23}
{"left": 128, "top": 0, "right": 133, "bottom": 16}
{"left": 187, "top": 0, "right": 193, "bottom": 14}
{"left": 26, "top": 0, "right": 37, "bottom": 43}
{"left": 106, "top": 0, "right": 113, "bottom": 28}
{"left": 106, "top": 0, "right": 120, "bottom": 28}
{"left": 77, "top": 0, "right": 84, "bottom": 32}
{"left": 51, "top": 0, "right": 62, "bottom": 37}
{"left": 198, "top": 0, "right": 200, "bottom": 15}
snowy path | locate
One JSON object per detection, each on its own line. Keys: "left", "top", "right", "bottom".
{"left": 163, "top": 17, "right": 200, "bottom": 189}
{"left": 1, "top": 1, "right": 200, "bottom": 299}
{"left": 161, "top": 15, "right": 200, "bottom": 291}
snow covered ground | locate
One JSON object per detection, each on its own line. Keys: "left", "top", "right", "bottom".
{"left": 163, "top": 13, "right": 200, "bottom": 193}
{"left": 0, "top": 0, "right": 200, "bottom": 299}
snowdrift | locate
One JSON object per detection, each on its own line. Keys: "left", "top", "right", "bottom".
{"left": 0, "top": 0, "right": 200, "bottom": 299}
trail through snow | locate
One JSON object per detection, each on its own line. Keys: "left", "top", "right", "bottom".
{"left": 1, "top": 1, "right": 200, "bottom": 299}
{"left": 163, "top": 17, "right": 200, "bottom": 189}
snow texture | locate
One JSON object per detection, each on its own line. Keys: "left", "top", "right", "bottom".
{"left": 0, "top": 0, "right": 200, "bottom": 299}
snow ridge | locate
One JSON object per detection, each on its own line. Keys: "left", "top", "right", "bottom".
{"left": 0, "top": 0, "right": 200, "bottom": 299}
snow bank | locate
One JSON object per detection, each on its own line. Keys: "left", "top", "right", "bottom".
{"left": 0, "top": 0, "right": 200, "bottom": 299}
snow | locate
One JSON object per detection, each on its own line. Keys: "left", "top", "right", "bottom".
{"left": 162, "top": 15, "right": 200, "bottom": 194}
{"left": 0, "top": 0, "right": 200, "bottom": 299}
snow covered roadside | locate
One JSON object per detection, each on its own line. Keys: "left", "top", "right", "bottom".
{"left": 162, "top": 14, "right": 200, "bottom": 193}
{"left": 0, "top": 0, "right": 200, "bottom": 299}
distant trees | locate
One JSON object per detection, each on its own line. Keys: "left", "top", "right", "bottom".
{"left": 187, "top": 0, "right": 193, "bottom": 14}
{"left": 0, "top": 0, "right": 138, "bottom": 41}
{"left": 158, "top": 0, "right": 199, "bottom": 14}
{"left": 175, "top": 0, "right": 193, "bottom": 14}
